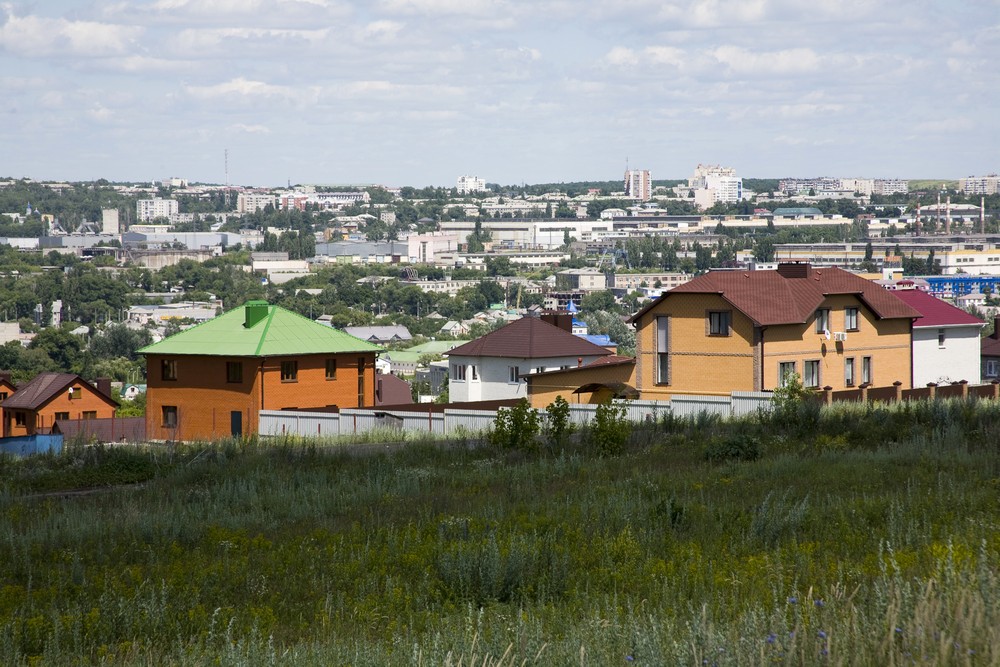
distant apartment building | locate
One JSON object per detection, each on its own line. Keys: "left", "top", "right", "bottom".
{"left": 161, "top": 177, "right": 188, "bottom": 188}
{"left": 456, "top": 176, "right": 487, "bottom": 195}
{"left": 839, "top": 178, "right": 875, "bottom": 196}
{"left": 873, "top": 179, "right": 909, "bottom": 196}
{"left": 101, "top": 209, "right": 120, "bottom": 235}
{"left": 237, "top": 192, "right": 276, "bottom": 214}
{"left": 313, "top": 191, "right": 370, "bottom": 209}
{"left": 136, "top": 198, "right": 179, "bottom": 222}
{"left": 779, "top": 177, "right": 842, "bottom": 195}
{"left": 624, "top": 169, "right": 652, "bottom": 201}
{"left": 278, "top": 194, "right": 309, "bottom": 211}
{"left": 690, "top": 164, "right": 742, "bottom": 207}
{"left": 959, "top": 175, "right": 1000, "bottom": 195}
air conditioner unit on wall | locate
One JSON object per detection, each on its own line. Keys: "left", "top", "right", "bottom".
{"left": 833, "top": 332, "right": 848, "bottom": 342}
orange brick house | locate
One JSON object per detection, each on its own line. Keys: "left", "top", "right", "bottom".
{"left": 628, "top": 263, "right": 920, "bottom": 399}
{"left": 140, "top": 300, "right": 382, "bottom": 442}
{"left": 0, "top": 373, "right": 17, "bottom": 428}
{"left": 0, "top": 373, "right": 118, "bottom": 437}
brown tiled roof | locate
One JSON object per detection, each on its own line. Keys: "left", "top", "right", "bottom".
{"left": 982, "top": 333, "right": 1000, "bottom": 358}
{"left": 446, "top": 317, "right": 614, "bottom": 360}
{"left": 0, "top": 373, "right": 117, "bottom": 410}
{"left": 630, "top": 265, "right": 921, "bottom": 326}
{"left": 526, "top": 355, "right": 635, "bottom": 378}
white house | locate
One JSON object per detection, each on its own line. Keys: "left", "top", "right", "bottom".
{"left": 893, "top": 289, "right": 984, "bottom": 386}
{"left": 445, "top": 317, "right": 613, "bottom": 402}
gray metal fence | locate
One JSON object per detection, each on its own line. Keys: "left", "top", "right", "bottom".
{"left": 259, "top": 393, "right": 772, "bottom": 440}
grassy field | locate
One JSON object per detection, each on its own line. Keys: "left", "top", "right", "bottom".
{"left": 2, "top": 399, "right": 1000, "bottom": 665}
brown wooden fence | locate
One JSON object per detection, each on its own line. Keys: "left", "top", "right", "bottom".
{"left": 819, "top": 380, "right": 1000, "bottom": 405}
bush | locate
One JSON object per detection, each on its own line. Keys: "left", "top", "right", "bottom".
{"left": 704, "top": 433, "right": 762, "bottom": 463}
{"left": 543, "top": 396, "right": 573, "bottom": 451}
{"left": 488, "top": 398, "right": 540, "bottom": 452}
{"left": 588, "top": 399, "right": 630, "bottom": 457}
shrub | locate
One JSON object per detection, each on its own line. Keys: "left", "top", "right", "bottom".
{"left": 588, "top": 399, "right": 630, "bottom": 457}
{"left": 542, "top": 396, "right": 573, "bottom": 451}
{"left": 704, "top": 433, "right": 762, "bottom": 463}
{"left": 488, "top": 399, "right": 540, "bottom": 452}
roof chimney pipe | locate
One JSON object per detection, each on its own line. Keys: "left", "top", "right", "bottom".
{"left": 244, "top": 300, "right": 270, "bottom": 328}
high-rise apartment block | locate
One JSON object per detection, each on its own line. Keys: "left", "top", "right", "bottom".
{"left": 237, "top": 192, "right": 276, "bottom": 214}
{"left": 873, "top": 179, "right": 908, "bottom": 196}
{"left": 959, "top": 175, "right": 1000, "bottom": 195}
{"left": 624, "top": 169, "right": 652, "bottom": 201}
{"left": 689, "top": 164, "right": 742, "bottom": 205}
{"left": 136, "top": 198, "right": 179, "bottom": 222}
{"left": 456, "top": 176, "right": 487, "bottom": 194}
{"left": 101, "top": 209, "right": 120, "bottom": 234}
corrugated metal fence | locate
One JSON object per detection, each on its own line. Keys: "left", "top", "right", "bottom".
{"left": 259, "top": 392, "right": 775, "bottom": 439}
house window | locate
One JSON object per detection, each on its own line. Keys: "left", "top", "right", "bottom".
{"left": 815, "top": 309, "right": 831, "bottom": 334}
{"left": 325, "top": 359, "right": 337, "bottom": 380}
{"left": 161, "top": 359, "right": 177, "bottom": 381}
{"left": 453, "top": 364, "right": 466, "bottom": 381}
{"left": 778, "top": 362, "right": 797, "bottom": 387}
{"left": 226, "top": 361, "right": 243, "bottom": 383}
{"left": 471, "top": 365, "right": 478, "bottom": 381}
{"left": 803, "top": 360, "right": 820, "bottom": 388}
{"left": 280, "top": 361, "right": 298, "bottom": 382}
{"left": 862, "top": 356, "right": 873, "bottom": 385}
{"left": 509, "top": 366, "right": 521, "bottom": 383}
{"left": 708, "top": 311, "right": 731, "bottom": 336}
{"left": 162, "top": 405, "right": 177, "bottom": 428}
{"left": 68, "top": 387, "right": 81, "bottom": 400}
{"left": 845, "top": 357, "right": 855, "bottom": 387}
{"left": 55, "top": 412, "right": 69, "bottom": 421}
{"left": 938, "top": 329, "right": 946, "bottom": 347}
{"left": 14, "top": 412, "right": 26, "bottom": 426}
{"left": 357, "top": 358, "right": 366, "bottom": 405}
{"left": 845, "top": 307, "right": 859, "bottom": 331}
{"left": 987, "top": 360, "right": 999, "bottom": 378}
{"left": 82, "top": 411, "right": 97, "bottom": 420}
{"left": 0, "top": 392, "right": 6, "bottom": 401}
{"left": 656, "top": 316, "right": 670, "bottom": 384}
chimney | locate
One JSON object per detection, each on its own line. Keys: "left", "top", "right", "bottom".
{"left": 915, "top": 204, "right": 921, "bottom": 236}
{"left": 982, "top": 196, "right": 986, "bottom": 235}
{"left": 244, "top": 300, "right": 270, "bottom": 328}
{"left": 95, "top": 377, "right": 112, "bottom": 398}
{"left": 0, "top": 371, "right": 10, "bottom": 385}
{"left": 776, "top": 262, "right": 812, "bottom": 279}
{"left": 945, "top": 196, "right": 951, "bottom": 234}
{"left": 577, "top": 357, "right": 583, "bottom": 368}
{"left": 540, "top": 311, "right": 573, "bottom": 332}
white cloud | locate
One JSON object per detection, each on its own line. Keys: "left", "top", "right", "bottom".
{"left": 377, "top": 0, "right": 503, "bottom": 16}
{"left": 184, "top": 77, "right": 303, "bottom": 101}
{"left": 711, "top": 45, "right": 822, "bottom": 75}
{"left": 228, "top": 123, "right": 271, "bottom": 134}
{"left": 914, "top": 117, "right": 975, "bottom": 133}
{"left": 362, "top": 20, "right": 404, "bottom": 40}
{"left": 0, "top": 13, "right": 143, "bottom": 57}
{"left": 604, "top": 46, "right": 685, "bottom": 68}
{"left": 174, "top": 26, "right": 330, "bottom": 52}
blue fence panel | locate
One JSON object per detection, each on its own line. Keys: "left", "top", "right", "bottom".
{"left": 0, "top": 434, "right": 63, "bottom": 456}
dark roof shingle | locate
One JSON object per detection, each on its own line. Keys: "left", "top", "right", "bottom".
{"left": 446, "top": 317, "right": 613, "bottom": 360}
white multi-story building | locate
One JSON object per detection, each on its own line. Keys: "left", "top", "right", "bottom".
{"left": 237, "top": 192, "right": 276, "bottom": 214}
{"left": 456, "top": 175, "right": 487, "bottom": 195}
{"left": 101, "top": 209, "right": 120, "bottom": 235}
{"left": 624, "top": 169, "right": 652, "bottom": 201}
{"left": 689, "top": 164, "right": 742, "bottom": 206}
{"left": 959, "top": 175, "right": 1000, "bottom": 195}
{"left": 136, "top": 199, "right": 179, "bottom": 222}
{"left": 873, "top": 179, "right": 908, "bottom": 196}
{"left": 839, "top": 178, "right": 875, "bottom": 196}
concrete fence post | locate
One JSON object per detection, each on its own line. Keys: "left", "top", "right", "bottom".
{"left": 823, "top": 385, "right": 833, "bottom": 406}
{"left": 992, "top": 380, "right": 999, "bottom": 400}
{"left": 859, "top": 383, "right": 869, "bottom": 403}
{"left": 893, "top": 381, "right": 903, "bottom": 403}
{"left": 960, "top": 379, "right": 969, "bottom": 399}
{"left": 927, "top": 382, "right": 937, "bottom": 400}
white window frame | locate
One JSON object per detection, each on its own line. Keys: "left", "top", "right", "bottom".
{"left": 803, "top": 360, "right": 820, "bottom": 388}
{"left": 862, "top": 356, "right": 873, "bottom": 385}
{"left": 845, "top": 357, "right": 855, "bottom": 387}
{"left": 708, "top": 311, "right": 731, "bottom": 336}
{"left": 845, "top": 307, "right": 859, "bottom": 331}
{"left": 453, "top": 364, "right": 466, "bottom": 382}
{"left": 815, "top": 309, "right": 831, "bottom": 333}
{"left": 778, "top": 362, "right": 796, "bottom": 387}
{"left": 656, "top": 316, "right": 670, "bottom": 384}
{"left": 508, "top": 365, "right": 521, "bottom": 383}
{"left": 987, "top": 359, "right": 999, "bottom": 377}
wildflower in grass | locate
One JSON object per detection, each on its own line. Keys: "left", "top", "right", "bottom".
{"left": 626, "top": 656, "right": 634, "bottom": 662}
{"left": 787, "top": 597, "right": 798, "bottom": 604}
{"left": 814, "top": 599, "right": 824, "bottom": 607}
{"left": 895, "top": 627, "right": 903, "bottom": 634}
{"left": 766, "top": 633, "right": 777, "bottom": 644}
{"left": 817, "top": 630, "right": 827, "bottom": 639}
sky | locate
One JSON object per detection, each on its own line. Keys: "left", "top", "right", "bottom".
{"left": 0, "top": 0, "right": 998, "bottom": 188}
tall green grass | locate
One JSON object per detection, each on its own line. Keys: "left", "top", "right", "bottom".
{"left": 1, "top": 398, "right": 1000, "bottom": 664}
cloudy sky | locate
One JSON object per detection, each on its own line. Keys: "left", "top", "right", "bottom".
{"left": 1, "top": 0, "right": 997, "bottom": 187}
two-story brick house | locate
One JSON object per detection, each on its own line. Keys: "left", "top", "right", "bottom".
{"left": 628, "top": 263, "right": 921, "bottom": 399}
{"left": 140, "top": 301, "right": 381, "bottom": 441}
{"left": 0, "top": 373, "right": 118, "bottom": 437}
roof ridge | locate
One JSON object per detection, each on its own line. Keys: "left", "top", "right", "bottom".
{"left": 253, "top": 304, "right": 277, "bottom": 356}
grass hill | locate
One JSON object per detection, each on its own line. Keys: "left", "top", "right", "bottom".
{"left": 2, "top": 398, "right": 1000, "bottom": 664}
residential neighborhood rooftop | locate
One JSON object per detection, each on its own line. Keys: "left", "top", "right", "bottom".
{"left": 447, "top": 317, "right": 613, "bottom": 359}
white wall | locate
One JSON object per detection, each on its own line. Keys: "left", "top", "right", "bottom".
{"left": 448, "top": 354, "right": 606, "bottom": 402}
{"left": 912, "top": 325, "right": 982, "bottom": 386}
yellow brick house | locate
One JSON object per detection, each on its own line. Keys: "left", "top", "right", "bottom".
{"left": 628, "top": 263, "right": 920, "bottom": 399}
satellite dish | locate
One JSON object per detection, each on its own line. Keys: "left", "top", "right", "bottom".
{"left": 823, "top": 329, "right": 831, "bottom": 340}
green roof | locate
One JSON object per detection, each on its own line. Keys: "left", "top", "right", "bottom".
{"left": 139, "top": 301, "right": 382, "bottom": 358}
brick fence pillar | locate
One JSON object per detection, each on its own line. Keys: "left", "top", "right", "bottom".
{"left": 960, "top": 379, "right": 969, "bottom": 399}
{"left": 927, "top": 382, "right": 937, "bottom": 400}
{"left": 823, "top": 385, "right": 833, "bottom": 406}
{"left": 992, "top": 380, "right": 999, "bottom": 400}
{"left": 860, "top": 382, "right": 869, "bottom": 403}
{"left": 893, "top": 380, "right": 903, "bottom": 403}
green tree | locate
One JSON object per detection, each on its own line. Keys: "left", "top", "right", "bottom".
{"left": 489, "top": 399, "right": 540, "bottom": 452}
{"left": 587, "top": 399, "right": 629, "bottom": 456}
